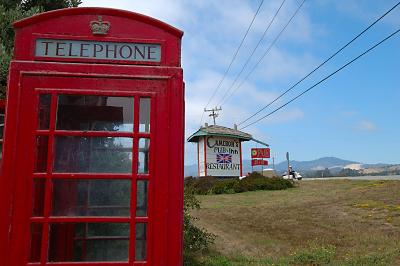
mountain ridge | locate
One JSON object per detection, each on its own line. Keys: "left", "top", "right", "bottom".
{"left": 185, "top": 156, "right": 396, "bottom": 177}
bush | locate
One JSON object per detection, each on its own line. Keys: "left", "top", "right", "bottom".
{"left": 211, "top": 179, "right": 237, "bottom": 194}
{"left": 185, "top": 175, "right": 294, "bottom": 195}
{"left": 185, "top": 176, "right": 217, "bottom": 195}
{"left": 183, "top": 190, "right": 215, "bottom": 264}
{"left": 246, "top": 171, "right": 265, "bottom": 179}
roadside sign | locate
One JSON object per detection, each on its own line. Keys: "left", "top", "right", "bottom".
{"left": 251, "top": 148, "right": 270, "bottom": 158}
{"left": 251, "top": 159, "right": 268, "bottom": 166}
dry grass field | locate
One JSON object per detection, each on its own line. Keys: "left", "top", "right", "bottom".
{"left": 191, "top": 180, "right": 400, "bottom": 265}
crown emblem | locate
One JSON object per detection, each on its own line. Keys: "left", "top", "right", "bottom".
{"left": 90, "top": 16, "right": 110, "bottom": 35}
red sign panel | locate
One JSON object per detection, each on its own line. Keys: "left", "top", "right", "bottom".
{"left": 251, "top": 148, "right": 270, "bottom": 158}
{"left": 251, "top": 159, "right": 268, "bottom": 166}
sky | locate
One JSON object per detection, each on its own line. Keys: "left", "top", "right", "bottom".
{"left": 81, "top": 0, "right": 400, "bottom": 165}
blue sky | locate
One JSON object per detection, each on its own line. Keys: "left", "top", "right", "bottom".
{"left": 81, "top": 0, "right": 400, "bottom": 165}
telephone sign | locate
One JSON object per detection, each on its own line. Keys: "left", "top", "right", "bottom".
{"left": 35, "top": 38, "right": 162, "bottom": 62}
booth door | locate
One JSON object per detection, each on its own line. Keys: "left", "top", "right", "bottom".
{"left": 8, "top": 74, "right": 170, "bottom": 265}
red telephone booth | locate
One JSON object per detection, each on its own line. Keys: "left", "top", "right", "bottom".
{"left": 0, "top": 8, "right": 184, "bottom": 266}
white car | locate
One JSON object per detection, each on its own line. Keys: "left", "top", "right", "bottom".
{"left": 282, "top": 171, "right": 302, "bottom": 180}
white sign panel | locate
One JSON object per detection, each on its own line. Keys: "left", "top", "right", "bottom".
{"left": 35, "top": 38, "right": 161, "bottom": 62}
{"left": 205, "top": 136, "right": 241, "bottom": 177}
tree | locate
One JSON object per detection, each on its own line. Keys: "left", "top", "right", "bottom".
{"left": 0, "top": 0, "right": 81, "bottom": 98}
{"left": 315, "top": 168, "right": 332, "bottom": 178}
{"left": 21, "top": 0, "right": 81, "bottom": 12}
{"left": 337, "top": 168, "right": 360, "bottom": 177}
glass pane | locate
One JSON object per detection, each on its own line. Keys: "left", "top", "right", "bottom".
{"left": 48, "top": 223, "right": 129, "bottom": 262}
{"left": 29, "top": 223, "right": 42, "bottom": 262}
{"left": 53, "top": 137, "right": 132, "bottom": 173}
{"left": 136, "top": 180, "right": 148, "bottom": 217}
{"left": 32, "top": 179, "right": 45, "bottom": 217}
{"left": 135, "top": 223, "right": 147, "bottom": 261}
{"left": 138, "top": 138, "right": 150, "bottom": 174}
{"left": 35, "top": 136, "right": 48, "bottom": 172}
{"left": 0, "top": 114, "right": 5, "bottom": 139}
{"left": 139, "top": 98, "right": 150, "bottom": 132}
{"left": 52, "top": 179, "right": 130, "bottom": 216}
{"left": 56, "top": 95, "right": 133, "bottom": 132}
{"left": 38, "top": 94, "right": 51, "bottom": 129}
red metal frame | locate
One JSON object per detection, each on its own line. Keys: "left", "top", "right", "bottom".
{"left": 1, "top": 7, "right": 184, "bottom": 266}
{"left": 13, "top": 8, "right": 183, "bottom": 67}
{"left": 0, "top": 99, "right": 5, "bottom": 160}
{"left": 239, "top": 142, "right": 243, "bottom": 177}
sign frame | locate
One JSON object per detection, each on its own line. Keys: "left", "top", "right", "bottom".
{"left": 204, "top": 136, "right": 242, "bottom": 177}
{"left": 251, "top": 148, "right": 270, "bottom": 159}
{"left": 251, "top": 159, "right": 268, "bottom": 166}
{"left": 31, "top": 33, "right": 166, "bottom": 66}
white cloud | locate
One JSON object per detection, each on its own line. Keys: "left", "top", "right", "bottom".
{"left": 253, "top": 47, "right": 319, "bottom": 82}
{"left": 81, "top": 0, "right": 190, "bottom": 26}
{"left": 247, "top": 108, "right": 304, "bottom": 127}
{"left": 80, "top": 0, "right": 319, "bottom": 164}
{"left": 355, "top": 120, "right": 377, "bottom": 132}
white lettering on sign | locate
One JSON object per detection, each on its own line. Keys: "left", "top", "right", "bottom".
{"left": 205, "top": 136, "right": 241, "bottom": 177}
{"left": 35, "top": 39, "right": 161, "bottom": 62}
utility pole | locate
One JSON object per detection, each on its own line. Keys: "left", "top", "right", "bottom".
{"left": 273, "top": 152, "right": 276, "bottom": 171}
{"left": 204, "top": 106, "right": 222, "bottom": 125}
{"left": 286, "top": 152, "right": 290, "bottom": 178}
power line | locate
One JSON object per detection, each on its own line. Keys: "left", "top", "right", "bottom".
{"left": 217, "top": 0, "right": 287, "bottom": 106}
{"left": 240, "top": 27, "right": 400, "bottom": 130}
{"left": 199, "top": 0, "right": 265, "bottom": 126}
{"left": 238, "top": 1, "right": 400, "bottom": 126}
{"left": 220, "top": 0, "right": 306, "bottom": 106}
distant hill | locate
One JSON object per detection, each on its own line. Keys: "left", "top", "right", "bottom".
{"left": 239, "top": 157, "right": 360, "bottom": 175}
{"left": 275, "top": 157, "right": 359, "bottom": 171}
{"left": 185, "top": 156, "right": 397, "bottom": 177}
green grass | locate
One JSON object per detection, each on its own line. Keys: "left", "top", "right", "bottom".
{"left": 190, "top": 180, "right": 400, "bottom": 265}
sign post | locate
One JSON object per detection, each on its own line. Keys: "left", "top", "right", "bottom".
{"left": 272, "top": 152, "right": 276, "bottom": 171}
{"left": 286, "top": 152, "right": 290, "bottom": 178}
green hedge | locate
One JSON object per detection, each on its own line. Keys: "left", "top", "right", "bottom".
{"left": 185, "top": 173, "right": 294, "bottom": 195}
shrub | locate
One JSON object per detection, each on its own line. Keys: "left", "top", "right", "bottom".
{"left": 185, "top": 175, "right": 294, "bottom": 195}
{"left": 246, "top": 171, "right": 265, "bottom": 179}
{"left": 211, "top": 179, "right": 237, "bottom": 194}
{"left": 183, "top": 190, "right": 215, "bottom": 264}
{"left": 186, "top": 176, "right": 217, "bottom": 195}
{"left": 234, "top": 176, "right": 294, "bottom": 193}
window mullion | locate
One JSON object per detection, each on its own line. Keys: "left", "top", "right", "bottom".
{"left": 40, "top": 93, "right": 58, "bottom": 264}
